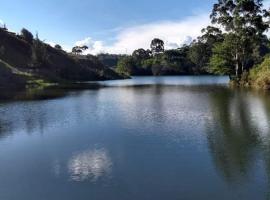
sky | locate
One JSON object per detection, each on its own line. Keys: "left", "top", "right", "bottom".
{"left": 0, "top": 0, "right": 269, "bottom": 54}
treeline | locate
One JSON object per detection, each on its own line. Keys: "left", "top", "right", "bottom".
{"left": 116, "top": 0, "right": 270, "bottom": 88}
{"left": 116, "top": 40, "right": 200, "bottom": 76}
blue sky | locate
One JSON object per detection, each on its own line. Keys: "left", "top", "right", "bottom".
{"left": 1, "top": 0, "right": 265, "bottom": 54}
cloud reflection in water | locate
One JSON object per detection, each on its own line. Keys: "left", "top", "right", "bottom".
{"left": 68, "top": 148, "right": 112, "bottom": 182}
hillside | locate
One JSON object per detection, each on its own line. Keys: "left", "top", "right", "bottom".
{"left": 0, "top": 28, "right": 124, "bottom": 90}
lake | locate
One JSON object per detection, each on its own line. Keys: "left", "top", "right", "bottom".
{"left": 0, "top": 76, "right": 270, "bottom": 200}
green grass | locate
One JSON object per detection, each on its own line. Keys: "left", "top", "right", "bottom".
{"left": 0, "top": 59, "right": 54, "bottom": 89}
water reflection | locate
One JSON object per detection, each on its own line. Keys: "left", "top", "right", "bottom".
{"left": 68, "top": 148, "right": 112, "bottom": 182}
{"left": 1, "top": 76, "right": 270, "bottom": 199}
{"left": 101, "top": 75, "right": 229, "bottom": 87}
{"left": 206, "top": 88, "right": 270, "bottom": 187}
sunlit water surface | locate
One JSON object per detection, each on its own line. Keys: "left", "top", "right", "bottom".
{"left": 0, "top": 76, "right": 270, "bottom": 200}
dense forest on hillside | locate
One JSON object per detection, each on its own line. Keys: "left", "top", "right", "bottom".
{"left": 114, "top": 0, "right": 270, "bottom": 89}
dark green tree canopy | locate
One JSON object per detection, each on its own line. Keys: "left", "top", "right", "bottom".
{"left": 209, "top": 0, "right": 270, "bottom": 78}
{"left": 55, "top": 44, "right": 62, "bottom": 50}
{"left": 210, "top": 0, "right": 269, "bottom": 35}
{"left": 72, "top": 46, "right": 89, "bottom": 55}
{"left": 199, "top": 26, "right": 224, "bottom": 45}
{"left": 132, "top": 48, "right": 151, "bottom": 60}
{"left": 21, "top": 28, "right": 34, "bottom": 44}
{"left": 151, "top": 38, "right": 165, "bottom": 55}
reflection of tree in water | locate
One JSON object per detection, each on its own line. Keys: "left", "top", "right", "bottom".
{"left": 0, "top": 90, "right": 87, "bottom": 138}
{"left": 256, "top": 92, "right": 270, "bottom": 199}
{"left": 206, "top": 88, "right": 259, "bottom": 182}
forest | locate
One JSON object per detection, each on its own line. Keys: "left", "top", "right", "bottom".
{"left": 115, "top": 0, "right": 270, "bottom": 89}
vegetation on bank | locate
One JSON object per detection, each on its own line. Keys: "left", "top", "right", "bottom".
{"left": 114, "top": 0, "right": 270, "bottom": 89}
{"left": 0, "top": 27, "right": 124, "bottom": 90}
{"left": 1, "top": 0, "right": 270, "bottom": 90}
{"left": 249, "top": 57, "right": 270, "bottom": 90}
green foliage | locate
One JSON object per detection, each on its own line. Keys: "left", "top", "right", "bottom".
{"left": 151, "top": 38, "right": 164, "bottom": 55}
{"left": 209, "top": 34, "right": 237, "bottom": 76}
{"left": 116, "top": 56, "right": 137, "bottom": 76}
{"left": 189, "top": 25, "right": 225, "bottom": 74}
{"left": 97, "top": 54, "right": 125, "bottom": 68}
{"left": 55, "top": 44, "right": 62, "bottom": 50}
{"left": 21, "top": 28, "right": 34, "bottom": 44}
{"left": 249, "top": 56, "right": 270, "bottom": 89}
{"left": 199, "top": 26, "right": 223, "bottom": 45}
{"left": 141, "top": 58, "right": 154, "bottom": 69}
{"left": 209, "top": 0, "right": 270, "bottom": 78}
{"left": 72, "top": 46, "right": 89, "bottom": 55}
{"left": 0, "top": 26, "right": 124, "bottom": 89}
{"left": 0, "top": 59, "right": 27, "bottom": 89}
{"left": 188, "top": 42, "right": 210, "bottom": 74}
{"left": 116, "top": 44, "right": 196, "bottom": 76}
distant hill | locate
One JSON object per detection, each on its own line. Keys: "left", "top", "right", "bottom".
{"left": 0, "top": 28, "right": 124, "bottom": 90}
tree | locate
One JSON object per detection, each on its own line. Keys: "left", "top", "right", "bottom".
{"left": 199, "top": 26, "right": 223, "bottom": 45}
{"left": 32, "top": 34, "right": 49, "bottom": 67}
{"left": 150, "top": 38, "right": 164, "bottom": 55}
{"left": 189, "top": 26, "right": 224, "bottom": 74}
{"left": 21, "top": 28, "right": 34, "bottom": 44}
{"left": 72, "top": 46, "right": 82, "bottom": 55}
{"left": 116, "top": 56, "right": 137, "bottom": 75}
{"left": 55, "top": 44, "right": 62, "bottom": 50}
{"left": 209, "top": 35, "right": 236, "bottom": 76}
{"left": 80, "top": 45, "right": 89, "bottom": 51}
{"left": 132, "top": 48, "right": 151, "bottom": 60}
{"left": 72, "top": 46, "right": 89, "bottom": 55}
{"left": 188, "top": 41, "right": 210, "bottom": 73}
{"left": 210, "top": 0, "right": 270, "bottom": 78}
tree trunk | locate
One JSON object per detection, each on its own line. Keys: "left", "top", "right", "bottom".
{"left": 235, "top": 53, "right": 239, "bottom": 78}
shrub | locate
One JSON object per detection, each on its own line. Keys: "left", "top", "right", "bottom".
{"left": 21, "top": 28, "right": 33, "bottom": 44}
{"left": 249, "top": 56, "right": 270, "bottom": 89}
{"left": 55, "top": 44, "right": 62, "bottom": 50}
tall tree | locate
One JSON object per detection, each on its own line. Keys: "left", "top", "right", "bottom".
{"left": 210, "top": 0, "right": 270, "bottom": 78}
{"left": 55, "top": 44, "right": 62, "bottom": 50}
{"left": 72, "top": 46, "right": 89, "bottom": 55}
{"left": 21, "top": 28, "right": 34, "bottom": 44}
{"left": 150, "top": 38, "right": 165, "bottom": 55}
{"left": 189, "top": 26, "right": 224, "bottom": 74}
{"left": 132, "top": 48, "right": 151, "bottom": 60}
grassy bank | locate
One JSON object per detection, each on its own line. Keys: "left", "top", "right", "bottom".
{"left": 0, "top": 28, "right": 124, "bottom": 91}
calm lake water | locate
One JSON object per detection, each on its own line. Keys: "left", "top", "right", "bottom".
{"left": 0, "top": 76, "right": 270, "bottom": 200}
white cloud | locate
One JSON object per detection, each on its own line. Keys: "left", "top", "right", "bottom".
{"left": 75, "top": 37, "right": 92, "bottom": 47}
{"left": 73, "top": 13, "right": 210, "bottom": 55}
{"left": 68, "top": 148, "right": 112, "bottom": 182}
{"left": 75, "top": 37, "right": 106, "bottom": 54}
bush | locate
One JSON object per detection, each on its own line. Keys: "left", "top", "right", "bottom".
{"left": 249, "top": 56, "right": 270, "bottom": 89}
{"left": 21, "top": 28, "right": 34, "bottom": 44}
{"left": 55, "top": 44, "right": 62, "bottom": 50}
{"left": 116, "top": 56, "right": 136, "bottom": 75}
